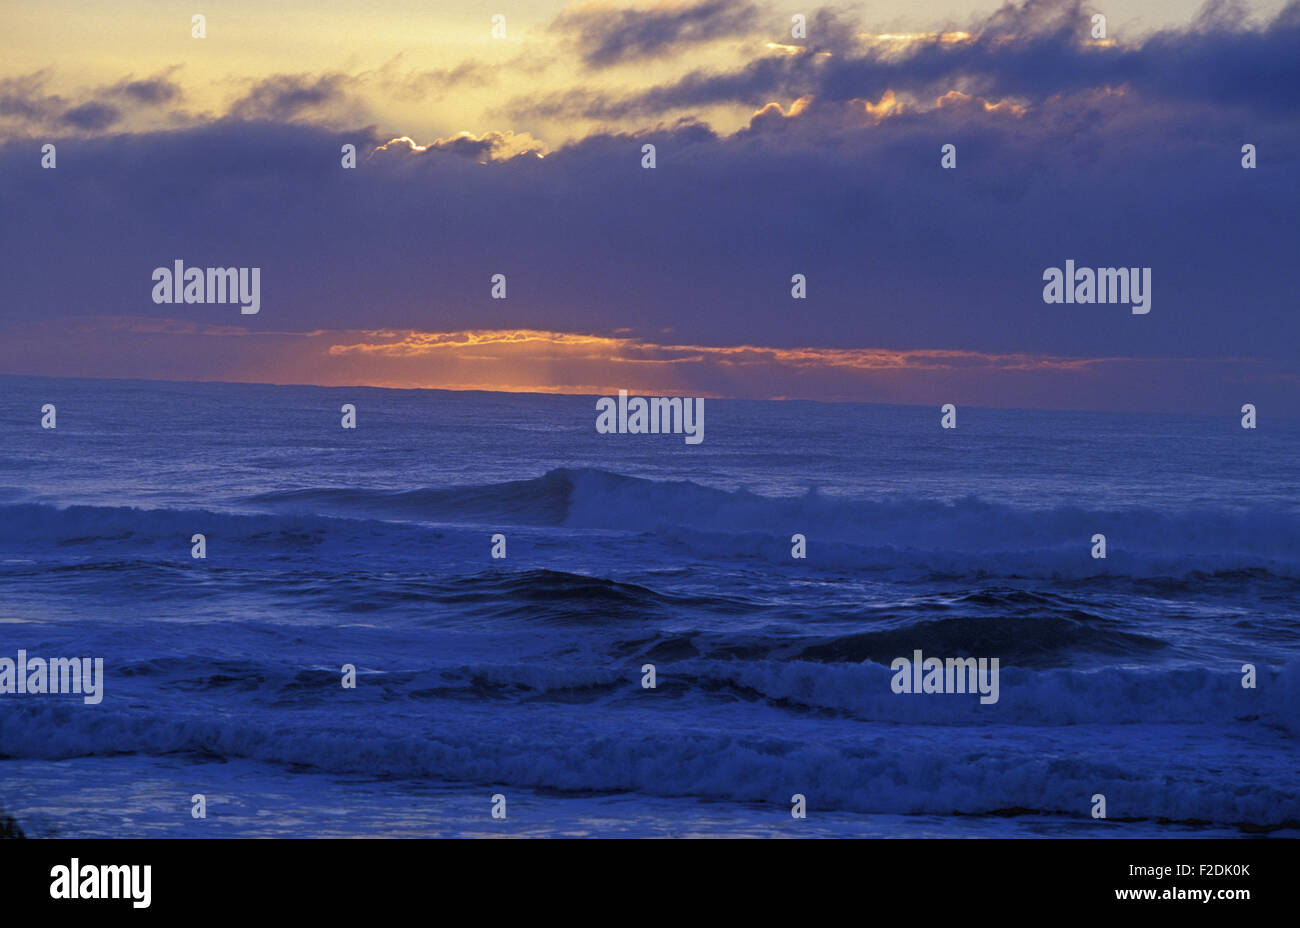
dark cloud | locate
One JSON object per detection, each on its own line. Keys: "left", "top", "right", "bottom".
{"left": 114, "top": 76, "right": 183, "bottom": 106}
{"left": 551, "top": 0, "right": 762, "bottom": 68}
{"left": 0, "top": 73, "right": 59, "bottom": 123}
{"left": 61, "top": 101, "right": 120, "bottom": 130}
{"left": 1, "top": 79, "right": 1295, "bottom": 362}
{"left": 228, "top": 74, "right": 361, "bottom": 122}
{"left": 510, "top": 0, "right": 1300, "bottom": 120}
{"left": 0, "top": 70, "right": 185, "bottom": 134}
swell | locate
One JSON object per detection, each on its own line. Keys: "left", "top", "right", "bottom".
{"left": 4, "top": 466, "right": 1299, "bottom": 580}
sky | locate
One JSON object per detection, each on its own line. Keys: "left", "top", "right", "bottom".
{"left": 0, "top": 0, "right": 1296, "bottom": 414}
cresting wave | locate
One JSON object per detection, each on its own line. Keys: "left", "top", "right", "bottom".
{"left": 4, "top": 467, "right": 1298, "bottom": 579}
{"left": 1, "top": 657, "right": 1295, "bottom": 735}
{"left": 251, "top": 468, "right": 1300, "bottom": 575}
{"left": 0, "top": 662, "right": 1296, "bottom": 826}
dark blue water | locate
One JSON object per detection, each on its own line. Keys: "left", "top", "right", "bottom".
{"left": 0, "top": 375, "right": 1297, "bottom": 836}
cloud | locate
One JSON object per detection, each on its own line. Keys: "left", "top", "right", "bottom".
{"left": 60, "top": 101, "right": 120, "bottom": 130}
{"left": 111, "top": 76, "right": 184, "bottom": 107}
{"left": 372, "top": 129, "right": 549, "bottom": 162}
{"left": 0, "top": 72, "right": 56, "bottom": 123}
{"left": 0, "top": 319, "right": 1272, "bottom": 412}
{"left": 370, "top": 57, "right": 500, "bottom": 103}
{"left": 326, "top": 326, "right": 1169, "bottom": 373}
{"left": 0, "top": 70, "right": 187, "bottom": 135}
{"left": 551, "top": 0, "right": 763, "bottom": 69}
{"left": 508, "top": 0, "right": 1300, "bottom": 120}
{"left": 227, "top": 73, "right": 366, "bottom": 123}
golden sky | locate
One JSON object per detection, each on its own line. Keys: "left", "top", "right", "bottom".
{"left": 4, "top": 0, "right": 1267, "bottom": 145}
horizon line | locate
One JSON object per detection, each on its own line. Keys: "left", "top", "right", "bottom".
{"left": 2, "top": 370, "right": 1293, "bottom": 422}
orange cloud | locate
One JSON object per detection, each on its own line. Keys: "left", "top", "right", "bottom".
{"left": 0, "top": 317, "right": 1269, "bottom": 412}
{"left": 326, "top": 326, "right": 1189, "bottom": 375}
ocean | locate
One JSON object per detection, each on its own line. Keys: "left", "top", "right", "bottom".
{"left": 0, "top": 374, "right": 1297, "bottom": 837}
